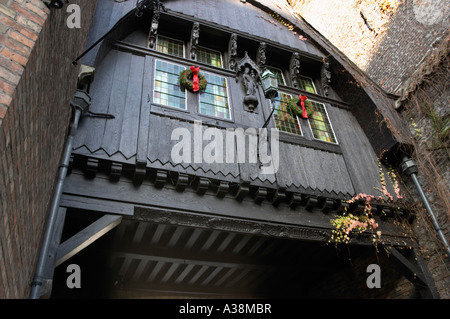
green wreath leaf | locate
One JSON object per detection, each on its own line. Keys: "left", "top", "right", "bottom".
{"left": 288, "top": 97, "right": 315, "bottom": 118}
{"left": 179, "top": 69, "right": 208, "bottom": 92}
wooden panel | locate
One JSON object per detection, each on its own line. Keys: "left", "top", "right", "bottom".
{"left": 275, "top": 141, "right": 354, "bottom": 195}
{"left": 119, "top": 53, "right": 145, "bottom": 159}
{"left": 74, "top": 50, "right": 145, "bottom": 161}
{"left": 326, "top": 106, "right": 382, "bottom": 195}
{"left": 74, "top": 50, "right": 118, "bottom": 152}
{"left": 147, "top": 116, "right": 241, "bottom": 179}
{"left": 136, "top": 55, "right": 154, "bottom": 165}
{"left": 103, "top": 51, "right": 132, "bottom": 156}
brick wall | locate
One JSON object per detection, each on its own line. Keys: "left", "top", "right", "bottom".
{"left": 0, "top": 0, "right": 97, "bottom": 298}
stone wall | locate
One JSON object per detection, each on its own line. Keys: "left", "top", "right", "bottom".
{"left": 396, "top": 35, "right": 450, "bottom": 299}
{"left": 0, "top": 0, "right": 97, "bottom": 298}
{"left": 288, "top": 0, "right": 449, "bottom": 94}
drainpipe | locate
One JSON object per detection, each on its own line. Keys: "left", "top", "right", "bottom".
{"left": 29, "top": 89, "right": 92, "bottom": 299}
{"left": 400, "top": 157, "right": 450, "bottom": 259}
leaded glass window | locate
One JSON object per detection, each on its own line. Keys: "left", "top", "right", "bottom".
{"left": 196, "top": 46, "right": 223, "bottom": 68}
{"left": 153, "top": 60, "right": 186, "bottom": 109}
{"left": 199, "top": 72, "right": 230, "bottom": 120}
{"left": 297, "top": 76, "right": 316, "bottom": 93}
{"left": 266, "top": 66, "right": 285, "bottom": 85}
{"left": 273, "top": 93, "right": 302, "bottom": 135}
{"left": 156, "top": 35, "right": 184, "bottom": 58}
{"left": 307, "top": 101, "right": 337, "bottom": 144}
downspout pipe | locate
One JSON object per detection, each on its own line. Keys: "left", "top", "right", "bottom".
{"left": 400, "top": 157, "right": 450, "bottom": 259}
{"left": 29, "top": 90, "right": 91, "bottom": 299}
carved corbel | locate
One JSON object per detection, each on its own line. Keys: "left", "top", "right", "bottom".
{"left": 213, "top": 181, "right": 230, "bottom": 198}
{"left": 289, "top": 193, "right": 303, "bottom": 209}
{"left": 190, "top": 22, "right": 200, "bottom": 60}
{"left": 133, "top": 159, "right": 147, "bottom": 185}
{"left": 228, "top": 33, "right": 238, "bottom": 71}
{"left": 251, "top": 186, "right": 268, "bottom": 204}
{"left": 148, "top": 9, "right": 161, "bottom": 48}
{"left": 85, "top": 158, "right": 99, "bottom": 179}
{"left": 232, "top": 182, "right": 250, "bottom": 202}
{"left": 193, "top": 176, "right": 210, "bottom": 195}
{"left": 149, "top": 169, "right": 167, "bottom": 188}
{"left": 270, "top": 187, "right": 286, "bottom": 207}
{"left": 289, "top": 52, "right": 301, "bottom": 88}
{"left": 109, "top": 162, "right": 123, "bottom": 182}
{"left": 305, "top": 196, "right": 318, "bottom": 212}
{"left": 321, "top": 58, "right": 331, "bottom": 96}
{"left": 175, "top": 173, "right": 190, "bottom": 192}
{"left": 256, "top": 42, "right": 266, "bottom": 71}
{"left": 320, "top": 198, "right": 335, "bottom": 214}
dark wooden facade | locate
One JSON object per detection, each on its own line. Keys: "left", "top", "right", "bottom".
{"left": 46, "top": 0, "right": 436, "bottom": 298}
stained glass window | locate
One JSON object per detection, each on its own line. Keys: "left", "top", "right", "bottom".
{"left": 273, "top": 93, "right": 302, "bottom": 135}
{"left": 199, "top": 72, "right": 230, "bottom": 120}
{"left": 153, "top": 60, "right": 186, "bottom": 109}
{"left": 307, "top": 100, "right": 337, "bottom": 144}
{"left": 297, "top": 76, "right": 316, "bottom": 93}
{"left": 156, "top": 35, "right": 184, "bottom": 58}
{"left": 196, "top": 47, "right": 223, "bottom": 68}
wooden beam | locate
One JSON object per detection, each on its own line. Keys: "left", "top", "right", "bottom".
{"left": 55, "top": 214, "right": 122, "bottom": 267}
{"left": 385, "top": 246, "right": 439, "bottom": 298}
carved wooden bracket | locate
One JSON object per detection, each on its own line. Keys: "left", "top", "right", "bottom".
{"left": 85, "top": 158, "right": 99, "bottom": 179}
{"left": 289, "top": 52, "right": 301, "bottom": 88}
{"left": 251, "top": 186, "right": 268, "bottom": 204}
{"left": 321, "top": 58, "right": 331, "bottom": 96}
{"left": 190, "top": 22, "right": 200, "bottom": 60}
{"left": 110, "top": 162, "right": 123, "bottom": 182}
{"left": 149, "top": 169, "right": 167, "bottom": 189}
{"left": 148, "top": 9, "right": 161, "bottom": 49}
{"left": 228, "top": 33, "right": 238, "bottom": 71}
{"left": 193, "top": 176, "right": 210, "bottom": 195}
{"left": 256, "top": 42, "right": 266, "bottom": 71}
{"left": 232, "top": 182, "right": 250, "bottom": 202}
{"left": 175, "top": 173, "right": 190, "bottom": 192}
{"left": 269, "top": 187, "right": 286, "bottom": 207}
{"left": 289, "top": 193, "right": 303, "bottom": 209}
{"left": 133, "top": 159, "right": 147, "bottom": 185}
{"left": 213, "top": 180, "right": 230, "bottom": 198}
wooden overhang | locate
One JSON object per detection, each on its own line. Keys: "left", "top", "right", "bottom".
{"left": 46, "top": 0, "right": 438, "bottom": 298}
